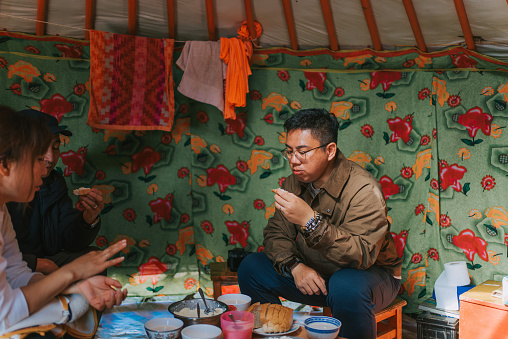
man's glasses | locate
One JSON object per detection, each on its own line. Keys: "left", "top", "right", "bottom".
{"left": 281, "top": 143, "right": 329, "bottom": 161}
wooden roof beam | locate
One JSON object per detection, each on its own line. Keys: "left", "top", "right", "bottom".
{"left": 85, "top": 0, "right": 94, "bottom": 40}
{"left": 319, "top": 0, "right": 339, "bottom": 51}
{"left": 402, "top": 0, "right": 427, "bottom": 52}
{"left": 243, "top": 0, "right": 258, "bottom": 41}
{"left": 167, "top": 0, "right": 175, "bottom": 39}
{"left": 281, "top": 0, "right": 298, "bottom": 50}
{"left": 205, "top": 0, "right": 216, "bottom": 41}
{"left": 453, "top": 0, "right": 476, "bottom": 51}
{"left": 360, "top": 0, "right": 382, "bottom": 51}
{"left": 36, "top": 0, "right": 47, "bottom": 36}
{"left": 128, "top": 0, "right": 136, "bottom": 35}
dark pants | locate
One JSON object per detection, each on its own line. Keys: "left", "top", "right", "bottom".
{"left": 237, "top": 252, "right": 400, "bottom": 339}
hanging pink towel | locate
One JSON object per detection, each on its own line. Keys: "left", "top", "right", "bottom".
{"left": 88, "top": 30, "right": 175, "bottom": 131}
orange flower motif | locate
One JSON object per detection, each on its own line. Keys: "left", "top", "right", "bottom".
{"left": 59, "top": 134, "right": 70, "bottom": 146}
{"left": 469, "top": 209, "right": 482, "bottom": 219}
{"left": 210, "top": 144, "right": 221, "bottom": 153}
{"left": 128, "top": 273, "right": 142, "bottom": 286}
{"left": 147, "top": 183, "right": 159, "bottom": 195}
{"left": 385, "top": 101, "right": 397, "bottom": 112}
{"left": 457, "top": 148, "right": 471, "bottom": 160}
{"left": 251, "top": 54, "right": 269, "bottom": 66}
{"left": 265, "top": 203, "right": 276, "bottom": 220}
{"left": 374, "top": 56, "right": 386, "bottom": 63}
{"left": 415, "top": 55, "right": 432, "bottom": 68}
{"left": 43, "top": 73, "right": 56, "bottom": 82}
{"left": 171, "top": 118, "right": 191, "bottom": 144}
{"left": 491, "top": 124, "right": 503, "bottom": 138}
{"left": 111, "top": 235, "right": 136, "bottom": 254}
{"left": 343, "top": 54, "right": 373, "bottom": 66}
{"left": 374, "top": 156, "right": 385, "bottom": 165}
{"left": 278, "top": 132, "right": 287, "bottom": 144}
{"left": 139, "top": 239, "right": 150, "bottom": 248}
{"left": 7, "top": 60, "right": 40, "bottom": 82}
{"left": 329, "top": 101, "right": 353, "bottom": 120}
{"left": 103, "top": 129, "right": 130, "bottom": 142}
{"left": 122, "top": 162, "right": 132, "bottom": 175}
{"left": 290, "top": 101, "right": 301, "bottom": 110}
{"left": 138, "top": 257, "right": 168, "bottom": 285}
{"left": 191, "top": 135, "right": 207, "bottom": 154}
{"left": 184, "top": 277, "right": 196, "bottom": 290}
{"left": 360, "top": 79, "right": 370, "bottom": 91}
{"left": 176, "top": 226, "right": 195, "bottom": 255}
{"left": 223, "top": 204, "right": 235, "bottom": 215}
{"left": 197, "top": 175, "right": 207, "bottom": 187}
{"left": 403, "top": 267, "right": 426, "bottom": 297}
{"left": 216, "top": 256, "right": 225, "bottom": 262}
{"left": 300, "top": 59, "right": 312, "bottom": 66}
{"left": 247, "top": 150, "right": 273, "bottom": 175}
{"left": 196, "top": 244, "right": 213, "bottom": 265}
{"left": 262, "top": 92, "right": 289, "bottom": 112}
{"left": 481, "top": 86, "right": 494, "bottom": 96}
{"left": 431, "top": 77, "right": 450, "bottom": 108}
{"left": 488, "top": 250, "right": 501, "bottom": 265}
{"left": 93, "top": 184, "right": 115, "bottom": 204}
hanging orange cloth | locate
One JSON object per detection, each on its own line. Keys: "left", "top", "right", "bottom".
{"left": 220, "top": 38, "right": 253, "bottom": 120}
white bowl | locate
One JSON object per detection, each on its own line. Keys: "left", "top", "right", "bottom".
{"left": 181, "top": 324, "right": 222, "bottom": 339}
{"left": 304, "top": 316, "right": 341, "bottom": 339}
{"left": 144, "top": 317, "right": 183, "bottom": 339}
{"left": 217, "top": 293, "right": 252, "bottom": 311}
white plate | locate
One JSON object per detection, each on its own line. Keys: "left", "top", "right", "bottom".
{"left": 253, "top": 320, "right": 300, "bottom": 336}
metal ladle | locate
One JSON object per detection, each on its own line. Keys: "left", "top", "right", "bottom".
{"left": 198, "top": 287, "right": 213, "bottom": 315}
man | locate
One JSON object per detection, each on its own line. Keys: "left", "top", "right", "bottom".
{"left": 238, "top": 108, "right": 402, "bottom": 339}
{"left": 7, "top": 108, "right": 104, "bottom": 274}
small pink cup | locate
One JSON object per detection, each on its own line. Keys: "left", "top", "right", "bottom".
{"left": 220, "top": 311, "right": 254, "bottom": 339}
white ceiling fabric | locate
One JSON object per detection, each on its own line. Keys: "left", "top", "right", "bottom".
{"left": 2, "top": 0, "right": 508, "bottom": 60}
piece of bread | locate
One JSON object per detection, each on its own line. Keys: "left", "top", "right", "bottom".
{"left": 73, "top": 187, "right": 91, "bottom": 196}
{"left": 249, "top": 303, "right": 293, "bottom": 334}
{"left": 246, "top": 302, "right": 262, "bottom": 329}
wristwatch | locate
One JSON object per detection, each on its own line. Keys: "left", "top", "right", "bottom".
{"left": 285, "top": 257, "right": 302, "bottom": 272}
{"left": 88, "top": 215, "right": 101, "bottom": 229}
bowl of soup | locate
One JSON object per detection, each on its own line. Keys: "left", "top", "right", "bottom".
{"left": 168, "top": 298, "right": 228, "bottom": 327}
{"left": 304, "top": 316, "right": 341, "bottom": 339}
{"left": 144, "top": 317, "right": 183, "bottom": 339}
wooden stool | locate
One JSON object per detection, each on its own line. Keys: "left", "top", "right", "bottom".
{"left": 323, "top": 297, "right": 406, "bottom": 339}
{"left": 210, "top": 262, "right": 239, "bottom": 300}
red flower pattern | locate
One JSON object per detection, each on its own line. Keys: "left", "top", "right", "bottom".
{"left": 304, "top": 72, "right": 327, "bottom": 92}
{"left": 225, "top": 112, "right": 247, "bottom": 138}
{"left": 95, "top": 170, "right": 106, "bottom": 180}
{"left": 207, "top": 164, "right": 236, "bottom": 193}
{"left": 370, "top": 71, "right": 402, "bottom": 91}
{"left": 420, "top": 135, "right": 430, "bottom": 146}
{"left": 73, "top": 84, "right": 86, "bottom": 96}
{"left": 387, "top": 115, "right": 413, "bottom": 143}
{"left": 225, "top": 220, "right": 250, "bottom": 248}
{"left": 440, "top": 214, "right": 451, "bottom": 228}
{"left": 415, "top": 204, "right": 425, "bottom": 215}
{"left": 178, "top": 167, "right": 190, "bottom": 178}
{"left": 236, "top": 160, "right": 248, "bottom": 172}
{"left": 400, "top": 166, "right": 413, "bottom": 179}
{"left": 55, "top": 44, "right": 83, "bottom": 58}
{"left": 254, "top": 136, "right": 265, "bottom": 146}
{"left": 447, "top": 95, "right": 461, "bottom": 108}
{"left": 60, "top": 149, "right": 87, "bottom": 176}
{"left": 278, "top": 177, "right": 286, "bottom": 187}
{"left": 161, "top": 133, "right": 173, "bottom": 145}
{"left": 277, "top": 70, "right": 290, "bottom": 82}
{"left": 149, "top": 194, "right": 174, "bottom": 223}
{"left": 391, "top": 230, "right": 408, "bottom": 258}
{"left": 379, "top": 175, "right": 400, "bottom": 200}
{"left": 166, "top": 244, "right": 177, "bottom": 256}
{"left": 418, "top": 88, "right": 430, "bottom": 100}
{"left": 180, "top": 213, "right": 190, "bottom": 224}
{"left": 197, "top": 111, "right": 209, "bottom": 124}
{"left": 131, "top": 147, "right": 161, "bottom": 175}
{"left": 96, "top": 235, "right": 107, "bottom": 247}
{"left": 360, "top": 124, "right": 374, "bottom": 138}
{"left": 137, "top": 256, "right": 168, "bottom": 285}
{"left": 481, "top": 175, "right": 496, "bottom": 191}
{"left": 123, "top": 208, "right": 137, "bottom": 222}
{"left": 201, "top": 220, "right": 214, "bottom": 234}
{"left": 411, "top": 253, "right": 423, "bottom": 264}
{"left": 334, "top": 87, "right": 345, "bottom": 97}
{"left": 427, "top": 248, "right": 439, "bottom": 261}
{"left": 263, "top": 113, "right": 274, "bottom": 124}
{"left": 439, "top": 163, "right": 467, "bottom": 192}
{"left": 453, "top": 229, "right": 488, "bottom": 262}
{"left": 457, "top": 107, "right": 493, "bottom": 138}
{"left": 9, "top": 83, "right": 21, "bottom": 95}
{"left": 250, "top": 90, "right": 262, "bottom": 101}
{"left": 253, "top": 199, "right": 265, "bottom": 210}
{"left": 40, "top": 93, "right": 74, "bottom": 122}
{"left": 430, "top": 179, "right": 440, "bottom": 190}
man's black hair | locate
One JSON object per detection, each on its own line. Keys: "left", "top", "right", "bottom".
{"left": 283, "top": 108, "right": 339, "bottom": 145}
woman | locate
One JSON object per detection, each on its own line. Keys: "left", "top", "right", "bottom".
{"left": 0, "top": 106, "right": 127, "bottom": 336}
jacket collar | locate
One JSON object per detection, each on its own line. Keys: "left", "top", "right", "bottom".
{"left": 295, "top": 150, "right": 352, "bottom": 199}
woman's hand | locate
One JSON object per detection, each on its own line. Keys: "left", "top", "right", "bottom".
{"left": 75, "top": 276, "right": 127, "bottom": 311}
{"left": 62, "top": 240, "right": 126, "bottom": 281}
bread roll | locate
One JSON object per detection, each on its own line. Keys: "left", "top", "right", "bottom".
{"left": 73, "top": 187, "right": 91, "bottom": 196}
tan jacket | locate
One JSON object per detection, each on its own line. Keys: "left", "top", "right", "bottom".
{"left": 263, "top": 151, "right": 402, "bottom": 277}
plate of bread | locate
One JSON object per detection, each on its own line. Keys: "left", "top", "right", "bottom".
{"left": 247, "top": 302, "right": 300, "bottom": 336}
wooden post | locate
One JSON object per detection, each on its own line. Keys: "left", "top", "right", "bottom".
{"left": 36, "top": 0, "right": 47, "bottom": 36}
{"left": 281, "top": 0, "right": 298, "bottom": 50}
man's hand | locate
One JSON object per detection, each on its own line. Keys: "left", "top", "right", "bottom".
{"left": 36, "top": 258, "right": 59, "bottom": 274}
{"left": 75, "top": 276, "right": 127, "bottom": 311}
{"left": 291, "top": 263, "right": 327, "bottom": 296}
{"left": 273, "top": 189, "right": 314, "bottom": 226}
{"left": 80, "top": 188, "right": 104, "bottom": 224}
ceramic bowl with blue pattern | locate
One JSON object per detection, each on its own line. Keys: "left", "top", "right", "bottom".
{"left": 304, "top": 316, "right": 341, "bottom": 339}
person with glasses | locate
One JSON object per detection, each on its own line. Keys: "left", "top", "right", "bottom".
{"left": 238, "top": 108, "right": 402, "bottom": 339}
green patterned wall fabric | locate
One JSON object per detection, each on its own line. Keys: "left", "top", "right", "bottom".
{"left": 2, "top": 32, "right": 508, "bottom": 312}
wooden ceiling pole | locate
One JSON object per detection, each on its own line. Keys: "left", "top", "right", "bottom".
{"left": 128, "top": 0, "right": 136, "bottom": 35}
{"left": 205, "top": 0, "right": 216, "bottom": 41}
{"left": 452, "top": 0, "right": 476, "bottom": 51}
{"left": 402, "top": 0, "right": 427, "bottom": 52}
{"left": 360, "top": 0, "right": 382, "bottom": 51}
{"left": 85, "top": 0, "right": 94, "bottom": 40}
{"left": 281, "top": 0, "right": 298, "bottom": 50}
{"left": 319, "top": 0, "right": 339, "bottom": 51}
{"left": 36, "top": 0, "right": 47, "bottom": 36}
{"left": 243, "top": 0, "right": 258, "bottom": 41}
{"left": 167, "top": 0, "right": 175, "bottom": 39}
